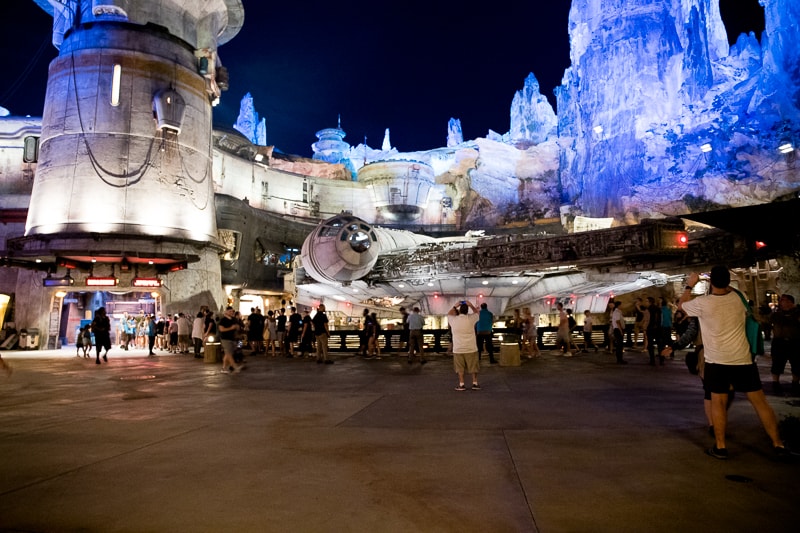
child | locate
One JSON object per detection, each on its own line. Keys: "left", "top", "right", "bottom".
{"left": 81, "top": 325, "right": 92, "bottom": 358}
{"left": 76, "top": 326, "right": 85, "bottom": 357}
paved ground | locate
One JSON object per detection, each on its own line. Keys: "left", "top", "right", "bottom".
{"left": 0, "top": 344, "right": 797, "bottom": 533}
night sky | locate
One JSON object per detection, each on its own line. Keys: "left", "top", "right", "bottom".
{"left": 1, "top": 1, "right": 765, "bottom": 157}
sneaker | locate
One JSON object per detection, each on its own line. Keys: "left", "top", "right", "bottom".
{"left": 706, "top": 446, "right": 728, "bottom": 460}
{"left": 455, "top": 384, "right": 466, "bottom": 391}
{"left": 103, "top": 354, "right": 108, "bottom": 362}
{"left": 774, "top": 446, "right": 799, "bottom": 461}
{"left": 220, "top": 368, "right": 230, "bottom": 374}
{"left": 563, "top": 352, "right": 573, "bottom": 357}
{"left": 471, "top": 384, "right": 481, "bottom": 391}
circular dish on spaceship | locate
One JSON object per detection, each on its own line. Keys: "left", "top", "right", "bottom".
{"left": 300, "top": 214, "right": 437, "bottom": 284}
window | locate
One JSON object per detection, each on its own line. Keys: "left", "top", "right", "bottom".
{"left": 219, "top": 229, "right": 241, "bottom": 261}
{"left": 23, "top": 136, "right": 39, "bottom": 163}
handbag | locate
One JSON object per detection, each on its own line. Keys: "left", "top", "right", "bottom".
{"left": 733, "top": 289, "right": 764, "bottom": 358}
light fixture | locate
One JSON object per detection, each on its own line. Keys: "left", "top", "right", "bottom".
{"left": 55, "top": 291, "right": 67, "bottom": 298}
{"left": 35, "top": 259, "right": 42, "bottom": 263}
{"left": 779, "top": 142, "right": 794, "bottom": 154}
{"left": 481, "top": 280, "right": 489, "bottom": 285}
{"left": 44, "top": 276, "right": 73, "bottom": 287}
{"left": 592, "top": 125, "right": 603, "bottom": 134}
{"left": 111, "top": 64, "right": 121, "bottom": 106}
{"left": 700, "top": 143, "right": 712, "bottom": 153}
{"left": 86, "top": 276, "right": 118, "bottom": 287}
{"left": 132, "top": 278, "right": 162, "bottom": 288}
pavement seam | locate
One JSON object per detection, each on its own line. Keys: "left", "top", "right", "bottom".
{"left": 503, "top": 429, "right": 540, "bottom": 533}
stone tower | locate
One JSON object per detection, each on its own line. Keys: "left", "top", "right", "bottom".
{"left": 17, "top": 0, "right": 244, "bottom": 319}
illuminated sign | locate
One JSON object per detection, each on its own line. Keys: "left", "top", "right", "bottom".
{"left": 43, "top": 278, "right": 74, "bottom": 287}
{"left": 132, "top": 278, "right": 162, "bottom": 288}
{"left": 85, "top": 277, "right": 118, "bottom": 287}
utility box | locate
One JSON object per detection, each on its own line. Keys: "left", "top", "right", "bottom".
{"left": 499, "top": 343, "right": 521, "bottom": 367}
{"left": 19, "top": 328, "right": 40, "bottom": 350}
{"left": 204, "top": 341, "right": 221, "bottom": 363}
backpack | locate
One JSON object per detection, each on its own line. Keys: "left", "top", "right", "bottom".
{"left": 568, "top": 316, "right": 576, "bottom": 330}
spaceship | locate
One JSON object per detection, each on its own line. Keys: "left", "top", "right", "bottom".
{"left": 290, "top": 213, "right": 708, "bottom": 318}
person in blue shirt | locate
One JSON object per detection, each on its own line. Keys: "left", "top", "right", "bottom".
{"left": 476, "top": 303, "right": 496, "bottom": 364}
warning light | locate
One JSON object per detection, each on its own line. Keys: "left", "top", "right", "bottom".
{"left": 661, "top": 230, "right": 689, "bottom": 249}
{"left": 168, "top": 262, "right": 188, "bottom": 272}
{"left": 755, "top": 241, "right": 767, "bottom": 250}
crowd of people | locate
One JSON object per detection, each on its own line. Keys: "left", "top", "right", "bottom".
{"left": 2, "top": 263, "right": 797, "bottom": 463}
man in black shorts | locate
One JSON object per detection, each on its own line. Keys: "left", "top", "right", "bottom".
{"left": 680, "top": 266, "right": 789, "bottom": 460}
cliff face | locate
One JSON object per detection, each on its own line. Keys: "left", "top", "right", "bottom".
{"left": 552, "top": 0, "right": 799, "bottom": 220}
{"left": 226, "top": 0, "right": 799, "bottom": 229}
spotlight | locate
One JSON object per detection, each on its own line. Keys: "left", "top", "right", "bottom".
{"left": 700, "top": 143, "right": 712, "bottom": 153}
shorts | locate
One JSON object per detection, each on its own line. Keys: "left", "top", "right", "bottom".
{"left": 220, "top": 339, "right": 236, "bottom": 357}
{"left": 453, "top": 351, "right": 479, "bottom": 375}
{"left": 178, "top": 334, "right": 190, "bottom": 345}
{"left": 704, "top": 362, "right": 762, "bottom": 394}
{"left": 770, "top": 338, "right": 800, "bottom": 376}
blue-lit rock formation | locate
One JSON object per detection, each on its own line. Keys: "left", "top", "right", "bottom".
{"left": 234, "top": 92, "right": 266, "bottom": 146}
{"left": 447, "top": 118, "right": 463, "bottom": 147}
{"left": 231, "top": 0, "right": 797, "bottom": 231}
{"left": 557, "top": 0, "right": 799, "bottom": 220}
{"left": 509, "top": 73, "right": 558, "bottom": 146}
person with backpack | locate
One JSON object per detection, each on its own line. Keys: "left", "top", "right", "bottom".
{"left": 680, "top": 266, "right": 789, "bottom": 460}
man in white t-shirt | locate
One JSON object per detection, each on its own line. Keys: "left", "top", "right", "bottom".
{"left": 447, "top": 300, "right": 480, "bottom": 391}
{"left": 680, "top": 265, "right": 788, "bottom": 460}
